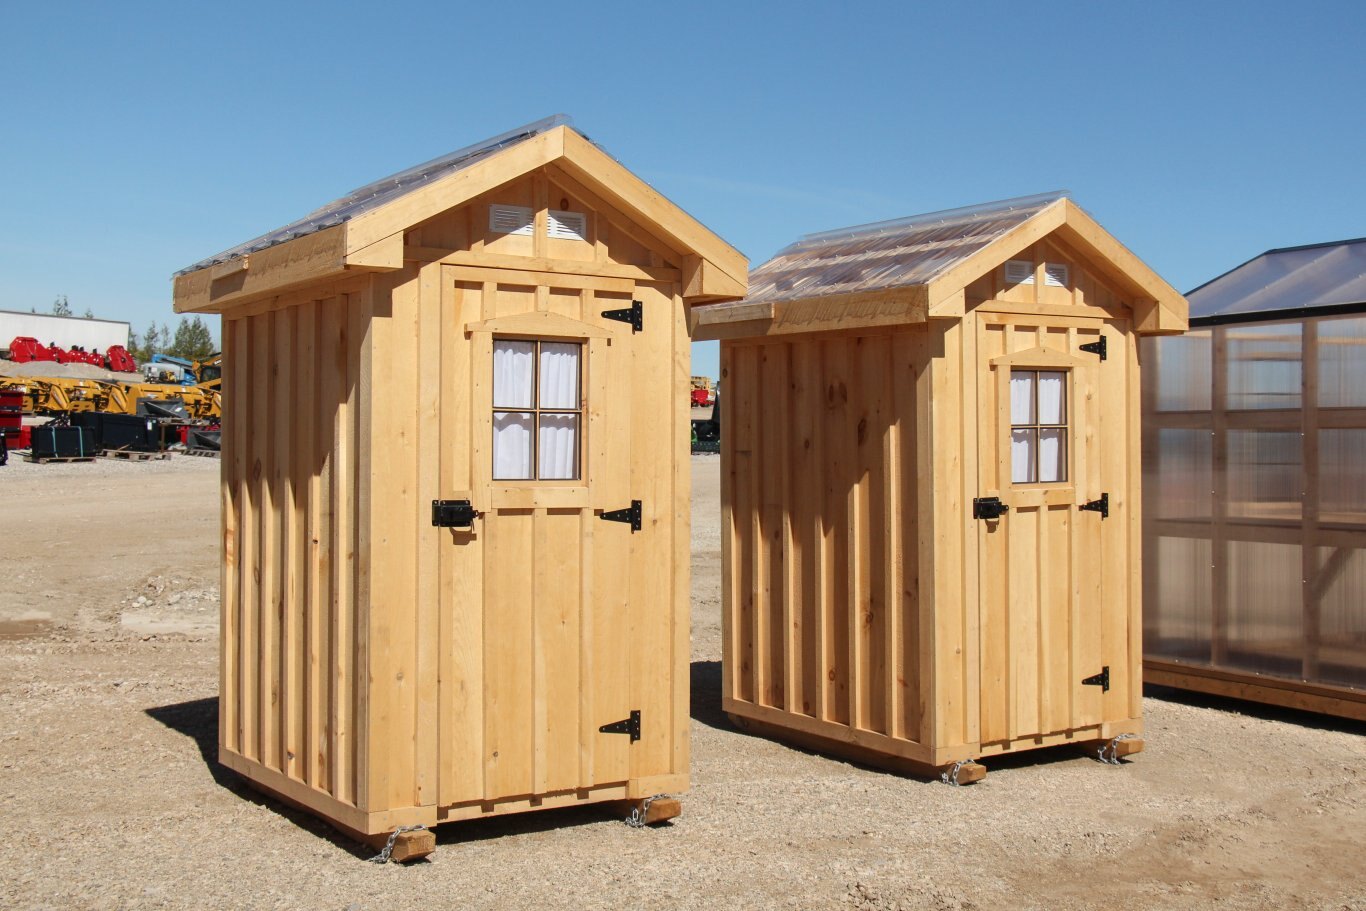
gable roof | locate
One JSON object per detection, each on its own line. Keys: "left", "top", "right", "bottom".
{"left": 692, "top": 193, "right": 1187, "bottom": 340}
{"left": 741, "top": 191, "right": 1067, "bottom": 307}
{"left": 173, "top": 116, "right": 746, "bottom": 313}
{"left": 1186, "top": 237, "right": 1366, "bottom": 324}
{"left": 176, "top": 115, "right": 574, "bottom": 276}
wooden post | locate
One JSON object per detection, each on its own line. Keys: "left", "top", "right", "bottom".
{"left": 1210, "top": 326, "right": 1229, "bottom": 667}
{"left": 1301, "top": 318, "right": 1322, "bottom": 680}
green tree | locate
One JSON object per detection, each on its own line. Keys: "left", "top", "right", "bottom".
{"left": 169, "top": 316, "right": 215, "bottom": 361}
{"left": 52, "top": 295, "right": 71, "bottom": 316}
{"left": 83, "top": 307, "right": 94, "bottom": 319}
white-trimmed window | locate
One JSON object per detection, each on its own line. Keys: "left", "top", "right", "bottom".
{"left": 492, "top": 339, "right": 583, "bottom": 480}
{"left": 1009, "top": 369, "right": 1068, "bottom": 483}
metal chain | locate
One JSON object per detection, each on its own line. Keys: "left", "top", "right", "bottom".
{"left": 1097, "top": 733, "right": 1137, "bottom": 765}
{"left": 368, "top": 825, "right": 428, "bottom": 864}
{"left": 625, "top": 794, "right": 666, "bottom": 828}
{"left": 940, "top": 759, "right": 975, "bottom": 787}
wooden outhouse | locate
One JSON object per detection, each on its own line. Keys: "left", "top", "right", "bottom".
{"left": 692, "top": 193, "right": 1187, "bottom": 781}
{"left": 172, "top": 116, "right": 746, "bottom": 851}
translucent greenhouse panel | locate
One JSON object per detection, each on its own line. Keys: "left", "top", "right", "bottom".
{"left": 1146, "top": 536, "right": 1213, "bottom": 662}
{"left": 1315, "top": 546, "right": 1366, "bottom": 689}
{"left": 1319, "top": 429, "right": 1366, "bottom": 520}
{"left": 1148, "top": 332, "right": 1212, "bottom": 411}
{"left": 1226, "top": 541, "right": 1303, "bottom": 677}
{"left": 1317, "top": 315, "right": 1366, "bottom": 408}
{"left": 1153, "top": 428, "right": 1212, "bottom": 521}
{"left": 1226, "top": 430, "right": 1302, "bottom": 522}
{"left": 1226, "top": 322, "right": 1301, "bottom": 410}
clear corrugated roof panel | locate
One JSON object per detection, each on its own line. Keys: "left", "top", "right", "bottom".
{"left": 176, "top": 114, "right": 574, "bottom": 276}
{"left": 1188, "top": 239, "right": 1366, "bottom": 320}
{"left": 740, "top": 191, "right": 1068, "bottom": 306}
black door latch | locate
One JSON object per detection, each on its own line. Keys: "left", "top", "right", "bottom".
{"left": 431, "top": 499, "right": 479, "bottom": 529}
{"left": 973, "top": 496, "right": 1010, "bottom": 520}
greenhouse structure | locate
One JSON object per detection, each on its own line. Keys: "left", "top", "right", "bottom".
{"left": 1143, "top": 237, "right": 1366, "bottom": 720}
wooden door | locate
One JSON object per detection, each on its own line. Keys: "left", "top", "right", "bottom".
{"left": 973, "top": 314, "right": 1134, "bottom": 748}
{"left": 437, "top": 269, "right": 679, "bottom": 807}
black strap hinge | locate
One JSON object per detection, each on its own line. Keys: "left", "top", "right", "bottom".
{"left": 1080, "top": 493, "right": 1109, "bottom": 519}
{"left": 1079, "top": 336, "right": 1107, "bottom": 361}
{"left": 602, "top": 300, "right": 643, "bottom": 333}
{"left": 600, "top": 499, "right": 642, "bottom": 532}
{"left": 1082, "top": 666, "right": 1110, "bottom": 692}
{"left": 599, "top": 710, "right": 640, "bottom": 742}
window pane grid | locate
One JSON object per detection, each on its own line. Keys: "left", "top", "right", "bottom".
{"left": 493, "top": 339, "right": 583, "bottom": 480}
{"left": 1010, "top": 369, "right": 1068, "bottom": 484}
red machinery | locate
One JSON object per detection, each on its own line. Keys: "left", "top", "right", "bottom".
{"left": 8, "top": 337, "right": 52, "bottom": 363}
{"left": 105, "top": 345, "right": 137, "bottom": 373}
{"left": 691, "top": 387, "right": 713, "bottom": 407}
{"left": 0, "top": 390, "right": 23, "bottom": 447}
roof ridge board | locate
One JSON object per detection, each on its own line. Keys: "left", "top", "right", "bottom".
{"left": 780, "top": 190, "right": 1070, "bottom": 254}
{"left": 176, "top": 114, "right": 578, "bottom": 276}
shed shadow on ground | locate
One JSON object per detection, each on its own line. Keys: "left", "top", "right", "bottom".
{"left": 1143, "top": 684, "right": 1366, "bottom": 735}
{"left": 689, "top": 658, "right": 1151, "bottom": 781}
{"left": 145, "top": 697, "right": 661, "bottom": 861}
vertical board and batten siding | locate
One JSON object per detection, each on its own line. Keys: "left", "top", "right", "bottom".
{"left": 220, "top": 288, "right": 372, "bottom": 818}
{"left": 721, "top": 326, "right": 944, "bottom": 766}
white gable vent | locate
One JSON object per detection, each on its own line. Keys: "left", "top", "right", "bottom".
{"left": 1005, "top": 259, "right": 1035, "bottom": 285}
{"left": 1044, "top": 263, "right": 1070, "bottom": 288}
{"left": 548, "top": 210, "right": 588, "bottom": 241}
{"left": 489, "top": 204, "right": 534, "bottom": 236}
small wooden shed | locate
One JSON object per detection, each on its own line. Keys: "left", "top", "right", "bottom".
{"left": 172, "top": 116, "right": 746, "bottom": 849}
{"left": 692, "top": 193, "right": 1187, "bottom": 780}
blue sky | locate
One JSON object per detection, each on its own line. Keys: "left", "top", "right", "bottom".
{"left": 2, "top": 1, "right": 1363, "bottom": 380}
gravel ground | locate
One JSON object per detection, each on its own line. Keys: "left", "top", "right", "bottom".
{"left": 0, "top": 454, "right": 1362, "bottom": 910}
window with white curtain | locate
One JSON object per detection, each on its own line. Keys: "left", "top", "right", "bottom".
{"left": 492, "top": 339, "right": 582, "bottom": 480}
{"left": 1009, "top": 369, "right": 1067, "bottom": 484}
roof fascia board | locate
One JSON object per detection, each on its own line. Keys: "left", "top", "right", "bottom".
{"left": 1050, "top": 201, "right": 1187, "bottom": 332}
{"left": 691, "top": 286, "right": 927, "bottom": 342}
{"left": 343, "top": 128, "right": 564, "bottom": 255}
{"left": 557, "top": 128, "right": 748, "bottom": 289}
{"left": 923, "top": 200, "right": 1068, "bottom": 312}
{"left": 173, "top": 223, "right": 351, "bottom": 314}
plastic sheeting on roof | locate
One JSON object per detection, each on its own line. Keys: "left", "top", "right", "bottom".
{"left": 1187, "top": 239, "right": 1366, "bottom": 321}
{"left": 176, "top": 114, "right": 575, "bottom": 276}
{"left": 738, "top": 191, "right": 1069, "bottom": 307}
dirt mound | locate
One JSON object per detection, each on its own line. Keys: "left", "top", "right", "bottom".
{"left": 0, "top": 356, "right": 141, "bottom": 383}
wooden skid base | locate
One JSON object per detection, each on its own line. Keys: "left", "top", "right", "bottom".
{"left": 727, "top": 712, "right": 984, "bottom": 783}
{"left": 22, "top": 454, "right": 95, "bottom": 464}
{"left": 1145, "top": 658, "right": 1366, "bottom": 722}
{"left": 99, "top": 449, "right": 171, "bottom": 461}
{"left": 359, "top": 827, "right": 436, "bottom": 863}
{"left": 612, "top": 796, "right": 683, "bottom": 825}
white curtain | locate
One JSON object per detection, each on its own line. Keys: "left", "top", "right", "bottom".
{"left": 1038, "top": 428, "right": 1066, "bottom": 482}
{"left": 493, "top": 412, "right": 533, "bottom": 479}
{"left": 493, "top": 340, "right": 534, "bottom": 408}
{"left": 1010, "top": 371, "right": 1035, "bottom": 424}
{"left": 1011, "top": 429, "right": 1035, "bottom": 483}
{"left": 539, "top": 343, "right": 580, "bottom": 409}
{"left": 539, "top": 414, "right": 579, "bottom": 479}
{"left": 1037, "top": 371, "right": 1065, "bottom": 424}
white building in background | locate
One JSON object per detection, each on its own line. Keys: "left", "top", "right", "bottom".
{"left": 0, "top": 310, "right": 130, "bottom": 352}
